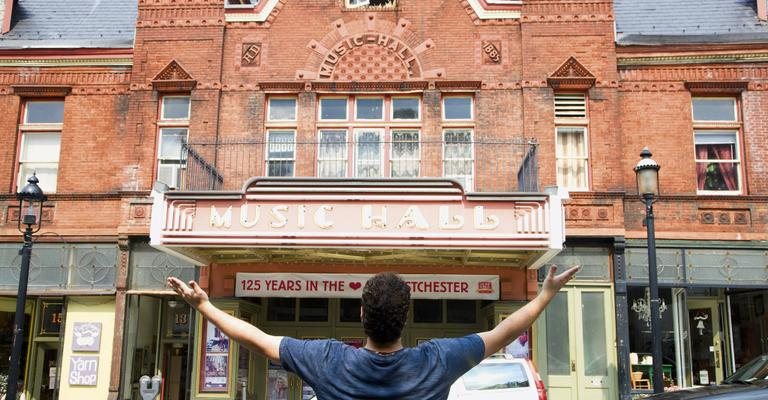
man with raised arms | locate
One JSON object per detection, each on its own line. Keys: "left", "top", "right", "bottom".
{"left": 167, "top": 264, "right": 579, "bottom": 400}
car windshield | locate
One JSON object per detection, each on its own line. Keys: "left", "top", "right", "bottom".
{"left": 723, "top": 355, "right": 768, "bottom": 384}
{"left": 461, "top": 363, "right": 530, "bottom": 391}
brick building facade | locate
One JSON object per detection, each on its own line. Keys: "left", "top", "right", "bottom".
{"left": 0, "top": 0, "right": 766, "bottom": 399}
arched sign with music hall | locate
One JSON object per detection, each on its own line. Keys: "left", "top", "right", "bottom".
{"left": 150, "top": 179, "right": 566, "bottom": 269}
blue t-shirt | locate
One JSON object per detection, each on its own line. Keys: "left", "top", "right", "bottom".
{"left": 279, "top": 334, "right": 485, "bottom": 400}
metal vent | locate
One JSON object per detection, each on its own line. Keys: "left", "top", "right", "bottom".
{"left": 554, "top": 93, "right": 586, "bottom": 118}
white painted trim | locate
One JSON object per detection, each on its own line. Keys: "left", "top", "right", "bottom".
{"left": 224, "top": 0, "right": 280, "bottom": 22}
{"left": 466, "top": 0, "right": 521, "bottom": 20}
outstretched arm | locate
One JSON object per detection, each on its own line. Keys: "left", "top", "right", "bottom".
{"left": 478, "top": 265, "right": 580, "bottom": 357}
{"left": 167, "top": 277, "right": 283, "bottom": 362}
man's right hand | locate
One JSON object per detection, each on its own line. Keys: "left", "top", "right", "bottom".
{"left": 167, "top": 277, "right": 210, "bottom": 310}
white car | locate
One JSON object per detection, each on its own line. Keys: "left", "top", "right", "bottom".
{"left": 447, "top": 354, "right": 548, "bottom": 400}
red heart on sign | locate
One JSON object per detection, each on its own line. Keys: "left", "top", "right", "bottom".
{"left": 349, "top": 282, "right": 362, "bottom": 290}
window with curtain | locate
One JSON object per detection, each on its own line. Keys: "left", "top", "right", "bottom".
{"left": 556, "top": 127, "right": 588, "bottom": 190}
{"left": 443, "top": 129, "right": 474, "bottom": 190}
{"left": 355, "top": 130, "right": 383, "bottom": 177}
{"left": 318, "top": 130, "right": 348, "bottom": 178}
{"left": 266, "top": 130, "right": 295, "bottom": 177}
{"left": 694, "top": 132, "right": 740, "bottom": 192}
{"left": 692, "top": 97, "right": 740, "bottom": 193}
{"left": 391, "top": 130, "right": 420, "bottom": 178}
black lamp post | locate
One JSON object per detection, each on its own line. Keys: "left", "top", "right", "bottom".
{"left": 7, "top": 174, "right": 46, "bottom": 400}
{"left": 634, "top": 148, "right": 664, "bottom": 393}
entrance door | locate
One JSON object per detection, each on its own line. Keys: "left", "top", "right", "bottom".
{"left": 687, "top": 299, "right": 724, "bottom": 385}
{"left": 161, "top": 343, "right": 188, "bottom": 400}
{"left": 539, "top": 287, "right": 616, "bottom": 400}
{"left": 31, "top": 343, "right": 59, "bottom": 400}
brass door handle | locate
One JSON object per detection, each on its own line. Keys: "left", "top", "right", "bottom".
{"left": 571, "top": 360, "right": 576, "bottom": 372}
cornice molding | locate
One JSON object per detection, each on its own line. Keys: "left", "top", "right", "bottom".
{"left": 11, "top": 85, "right": 71, "bottom": 97}
{"left": 618, "top": 52, "right": 768, "bottom": 66}
{"left": 313, "top": 80, "right": 429, "bottom": 92}
{"left": 0, "top": 58, "right": 133, "bottom": 67}
{"left": 684, "top": 81, "right": 749, "bottom": 94}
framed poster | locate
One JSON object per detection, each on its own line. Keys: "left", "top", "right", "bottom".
{"left": 200, "top": 320, "right": 230, "bottom": 392}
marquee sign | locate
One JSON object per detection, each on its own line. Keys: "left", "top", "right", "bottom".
{"left": 151, "top": 179, "right": 566, "bottom": 268}
{"left": 236, "top": 272, "right": 500, "bottom": 300}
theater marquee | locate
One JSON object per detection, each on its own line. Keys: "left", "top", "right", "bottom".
{"left": 150, "top": 179, "right": 567, "bottom": 269}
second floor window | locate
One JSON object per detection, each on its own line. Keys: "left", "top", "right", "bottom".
{"left": 554, "top": 92, "right": 589, "bottom": 191}
{"left": 18, "top": 100, "right": 64, "bottom": 193}
{"left": 692, "top": 97, "right": 741, "bottom": 194}
{"left": 267, "top": 130, "right": 295, "bottom": 177}
{"left": 157, "top": 96, "right": 191, "bottom": 188}
{"left": 443, "top": 130, "right": 474, "bottom": 190}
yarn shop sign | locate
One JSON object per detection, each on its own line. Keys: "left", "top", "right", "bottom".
{"left": 236, "top": 273, "right": 500, "bottom": 300}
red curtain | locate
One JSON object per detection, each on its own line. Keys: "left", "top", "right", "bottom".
{"left": 696, "top": 146, "right": 709, "bottom": 190}
{"left": 713, "top": 144, "right": 737, "bottom": 190}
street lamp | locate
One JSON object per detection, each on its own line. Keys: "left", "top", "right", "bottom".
{"left": 634, "top": 148, "right": 663, "bottom": 393}
{"left": 7, "top": 174, "right": 46, "bottom": 400}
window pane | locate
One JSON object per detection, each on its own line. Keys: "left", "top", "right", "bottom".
{"left": 267, "top": 298, "right": 295, "bottom": 321}
{"left": 339, "top": 298, "right": 361, "bottom": 323}
{"left": 582, "top": 292, "right": 608, "bottom": 376}
{"left": 20, "top": 133, "right": 61, "bottom": 162}
{"left": 692, "top": 98, "right": 736, "bottom": 121}
{"left": 320, "top": 98, "right": 347, "bottom": 120}
{"left": 413, "top": 300, "right": 442, "bottom": 323}
{"left": 26, "top": 101, "right": 64, "bottom": 124}
{"left": 299, "top": 298, "right": 328, "bottom": 322}
{"left": 356, "top": 130, "right": 382, "bottom": 177}
{"left": 356, "top": 98, "right": 383, "bottom": 120}
{"left": 159, "top": 128, "right": 188, "bottom": 159}
{"left": 695, "top": 132, "right": 739, "bottom": 191}
{"left": 269, "top": 98, "right": 296, "bottom": 121}
{"left": 556, "top": 127, "right": 588, "bottom": 189}
{"left": 19, "top": 164, "right": 57, "bottom": 193}
{"left": 391, "top": 130, "right": 419, "bottom": 178}
{"left": 446, "top": 300, "right": 476, "bottom": 324}
{"left": 546, "top": 292, "right": 570, "bottom": 375}
{"left": 268, "top": 131, "right": 295, "bottom": 158}
{"left": 318, "top": 130, "right": 347, "bottom": 178}
{"left": 162, "top": 97, "right": 190, "bottom": 120}
{"left": 556, "top": 127, "right": 587, "bottom": 157}
{"left": 444, "top": 97, "right": 472, "bottom": 120}
{"left": 393, "top": 98, "right": 419, "bottom": 119}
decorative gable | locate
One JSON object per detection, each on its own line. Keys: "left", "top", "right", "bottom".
{"left": 151, "top": 60, "right": 196, "bottom": 92}
{"left": 547, "top": 57, "right": 596, "bottom": 90}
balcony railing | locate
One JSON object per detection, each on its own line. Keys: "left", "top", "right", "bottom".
{"left": 175, "top": 139, "right": 539, "bottom": 192}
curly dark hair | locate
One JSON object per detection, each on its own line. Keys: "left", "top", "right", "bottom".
{"left": 362, "top": 272, "right": 410, "bottom": 344}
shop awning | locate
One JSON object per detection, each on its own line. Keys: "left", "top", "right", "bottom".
{"left": 150, "top": 179, "right": 567, "bottom": 269}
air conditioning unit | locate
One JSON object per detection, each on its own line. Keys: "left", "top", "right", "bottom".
{"left": 225, "top": 0, "right": 258, "bottom": 9}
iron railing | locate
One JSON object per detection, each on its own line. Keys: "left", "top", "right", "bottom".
{"left": 174, "top": 139, "right": 539, "bottom": 192}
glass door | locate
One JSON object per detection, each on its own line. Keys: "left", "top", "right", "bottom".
{"left": 538, "top": 287, "right": 616, "bottom": 400}
{"left": 687, "top": 299, "right": 724, "bottom": 385}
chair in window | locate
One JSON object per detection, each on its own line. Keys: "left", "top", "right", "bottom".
{"left": 631, "top": 371, "right": 651, "bottom": 389}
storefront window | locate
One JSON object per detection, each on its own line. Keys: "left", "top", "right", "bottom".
{"left": 628, "top": 287, "right": 677, "bottom": 388}
{"left": 339, "top": 299, "right": 361, "bottom": 323}
{"left": 298, "top": 299, "right": 329, "bottom": 322}
{"left": 413, "top": 300, "right": 442, "bottom": 323}
{"left": 446, "top": 300, "right": 476, "bottom": 324}
{"left": 267, "top": 298, "right": 295, "bottom": 322}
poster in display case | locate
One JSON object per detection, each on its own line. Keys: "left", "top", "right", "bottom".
{"left": 200, "top": 320, "right": 230, "bottom": 392}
